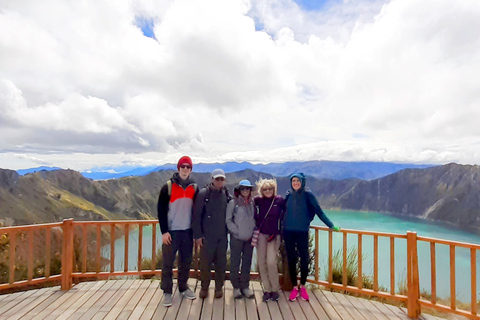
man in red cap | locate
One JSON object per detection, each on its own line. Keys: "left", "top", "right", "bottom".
{"left": 157, "top": 156, "right": 197, "bottom": 306}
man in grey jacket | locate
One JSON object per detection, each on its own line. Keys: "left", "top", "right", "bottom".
{"left": 192, "top": 169, "right": 231, "bottom": 299}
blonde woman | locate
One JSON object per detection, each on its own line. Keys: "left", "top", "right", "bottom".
{"left": 253, "top": 178, "right": 285, "bottom": 302}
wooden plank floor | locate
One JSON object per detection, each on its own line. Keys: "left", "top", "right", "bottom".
{"left": 0, "top": 280, "right": 450, "bottom": 320}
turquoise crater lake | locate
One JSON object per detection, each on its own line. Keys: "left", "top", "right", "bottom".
{"left": 102, "top": 210, "right": 480, "bottom": 302}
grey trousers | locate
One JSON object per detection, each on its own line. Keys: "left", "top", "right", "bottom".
{"left": 230, "top": 236, "right": 254, "bottom": 290}
{"left": 256, "top": 234, "right": 281, "bottom": 292}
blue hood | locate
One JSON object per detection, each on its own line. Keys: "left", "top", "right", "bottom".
{"left": 290, "top": 172, "right": 306, "bottom": 191}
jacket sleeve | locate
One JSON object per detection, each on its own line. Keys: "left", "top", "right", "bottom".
{"left": 192, "top": 189, "right": 206, "bottom": 239}
{"left": 193, "top": 186, "right": 199, "bottom": 203}
{"left": 225, "top": 200, "right": 239, "bottom": 237}
{"left": 253, "top": 197, "right": 260, "bottom": 227}
{"left": 157, "top": 184, "right": 170, "bottom": 234}
{"left": 307, "top": 191, "right": 334, "bottom": 228}
{"left": 277, "top": 196, "right": 286, "bottom": 233}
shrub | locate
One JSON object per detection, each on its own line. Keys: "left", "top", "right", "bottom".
{"left": 326, "top": 246, "right": 374, "bottom": 289}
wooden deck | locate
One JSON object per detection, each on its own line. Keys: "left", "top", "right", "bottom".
{"left": 0, "top": 279, "right": 449, "bottom": 320}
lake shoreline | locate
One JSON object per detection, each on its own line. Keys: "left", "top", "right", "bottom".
{"left": 325, "top": 207, "right": 480, "bottom": 236}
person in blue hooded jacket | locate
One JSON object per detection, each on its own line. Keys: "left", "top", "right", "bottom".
{"left": 283, "top": 173, "right": 340, "bottom": 302}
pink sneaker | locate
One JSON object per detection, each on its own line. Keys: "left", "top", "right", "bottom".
{"left": 289, "top": 287, "right": 299, "bottom": 301}
{"left": 299, "top": 287, "right": 309, "bottom": 301}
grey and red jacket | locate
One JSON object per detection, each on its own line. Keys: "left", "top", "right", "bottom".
{"left": 254, "top": 195, "right": 285, "bottom": 236}
{"left": 157, "top": 173, "right": 197, "bottom": 234}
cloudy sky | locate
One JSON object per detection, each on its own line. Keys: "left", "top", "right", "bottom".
{"left": 1, "top": 0, "right": 480, "bottom": 171}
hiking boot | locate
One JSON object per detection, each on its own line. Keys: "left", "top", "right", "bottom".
{"left": 262, "top": 292, "right": 271, "bottom": 302}
{"left": 199, "top": 288, "right": 208, "bottom": 299}
{"left": 299, "top": 287, "right": 309, "bottom": 301}
{"left": 215, "top": 289, "right": 223, "bottom": 299}
{"left": 233, "top": 288, "right": 242, "bottom": 299}
{"left": 163, "top": 293, "right": 173, "bottom": 307}
{"left": 242, "top": 288, "right": 254, "bottom": 299}
{"left": 270, "top": 292, "right": 280, "bottom": 301}
{"left": 180, "top": 288, "right": 196, "bottom": 300}
{"left": 289, "top": 287, "right": 298, "bottom": 301}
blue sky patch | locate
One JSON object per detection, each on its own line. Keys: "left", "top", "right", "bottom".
{"left": 353, "top": 133, "right": 369, "bottom": 139}
{"left": 293, "top": 0, "right": 335, "bottom": 11}
{"left": 134, "top": 16, "right": 156, "bottom": 39}
{"left": 254, "top": 18, "right": 265, "bottom": 32}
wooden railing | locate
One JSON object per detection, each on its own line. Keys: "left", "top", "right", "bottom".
{"left": 309, "top": 227, "right": 415, "bottom": 316}
{"left": 69, "top": 220, "right": 160, "bottom": 280}
{"left": 0, "top": 222, "right": 63, "bottom": 291}
{"left": 0, "top": 219, "right": 479, "bottom": 319}
{"left": 309, "top": 226, "right": 480, "bottom": 320}
{"left": 416, "top": 235, "right": 480, "bottom": 320}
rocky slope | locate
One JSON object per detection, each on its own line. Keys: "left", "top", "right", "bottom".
{"left": 330, "top": 163, "right": 480, "bottom": 228}
{"left": 1, "top": 164, "right": 480, "bottom": 229}
{"left": 0, "top": 168, "right": 275, "bottom": 226}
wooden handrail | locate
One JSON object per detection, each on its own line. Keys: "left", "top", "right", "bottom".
{"left": 1, "top": 219, "right": 479, "bottom": 319}
{"left": 418, "top": 235, "right": 480, "bottom": 249}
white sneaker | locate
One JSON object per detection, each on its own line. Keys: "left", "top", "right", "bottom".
{"left": 242, "top": 288, "right": 254, "bottom": 299}
{"left": 180, "top": 288, "right": 196, "bottom": 300}
{"left": 233, "top": 288, "right": 242, "bottom": 299}
{"left": 163, "top": 293, "right": 173, "bottom": 307}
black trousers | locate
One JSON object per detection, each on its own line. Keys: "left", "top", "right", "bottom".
{"left": 283, "top": 230, "right": 309, "bottom": 286}
{"left": 200, "top": 236, "right": 228, "bottom": 291}
{"left": 229, "top": 237, "right": 253, "bottom": 290}
{"left": 161, "top": 229, "right": 193, "bottom": 294}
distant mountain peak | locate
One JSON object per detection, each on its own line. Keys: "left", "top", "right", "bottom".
{"left": 16, "top": 166, "right": 62, "bottom": 176}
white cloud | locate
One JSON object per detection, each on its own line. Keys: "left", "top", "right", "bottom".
{"left": 1, "top": 0, "right": 480, "bottom": 170}
{"left": 151, "top": 0, "right": 294, "bottom": 109}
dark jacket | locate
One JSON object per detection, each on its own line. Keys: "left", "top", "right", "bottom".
{"left": 192, "top": 183, "right": 230, "bottom": 240}
{"left": 157, "top": 173, "right": 197, "bottom": 234}
{"left": 254, "top": 195, "right": 285, "bottom": 236}
{"left": 283, "top": 173, "right": 334, "bottom": 232}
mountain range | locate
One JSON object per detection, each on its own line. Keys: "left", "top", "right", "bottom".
{"left": 2, "top": 163, "right": 480, "bottom": 230}
{"left": 17, "top": 161, "right": 432, "bottom": 181}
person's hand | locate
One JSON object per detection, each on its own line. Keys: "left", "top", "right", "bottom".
{"left": 195, "top": 238, "right": 204, "bottom": 248}
{"left": 162, "top": 232, "right": 172, "bottom": 245}
{"left": 332, "top": 226, "right": 341, "bottom": 232}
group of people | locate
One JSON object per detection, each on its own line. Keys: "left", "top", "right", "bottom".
{"left": 157, "top": 156, "right": 340, "bottom": 307}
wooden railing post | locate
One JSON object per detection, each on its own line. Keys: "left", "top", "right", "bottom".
{"left": 407, "top": 231, "right": 421, "bottom": 318}
{"left": 314, "top": 229, "right": 319, "bottom": 282}
{"left": 61, "top": 219, "right": 74, "bottom": 290}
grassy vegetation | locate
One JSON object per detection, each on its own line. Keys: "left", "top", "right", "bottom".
{"left": 0, "top": 229, "right": 63, "bottom": 284}
{"left": 321, "top": 246, "right": 480, "bottom": 318}
{"left": 325, "top": 246, "right": 376, "bottom": 289}
{"left": 0, "top": 223, "right": 125, "bottom": 285}
{"left": 52, "top": 188, "right": 128, "bottom": 221}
